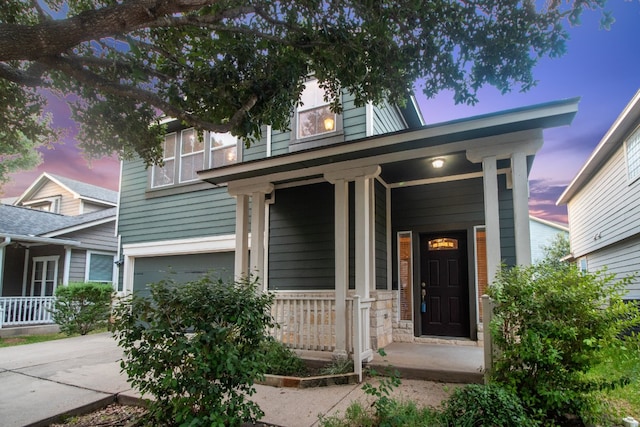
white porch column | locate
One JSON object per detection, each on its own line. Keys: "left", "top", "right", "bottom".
{"left": 234, "top": 194, "right": 249, "bottom": 279}
{"left": 333, "top": 178, "right": 349, "bottom": 359}
{"left": 482, "top": 156, "right": 502, "bottom": 284}
{"left": 229, "top": 182, "right": 274, "bottom": 281}
{"left": 250, "top": 190, "right": 267, "bottom": 280}
{"left": 62, "top": 246, "right": 72, "bottom": 286}
{"left": 511, "top": 151, "right": 532, "bottom": 266}
{"left": 355, "top": 176, "right": 375, "bottom": 298}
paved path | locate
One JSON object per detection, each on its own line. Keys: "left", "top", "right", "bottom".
{"left": 0, "top": 333, "right": 470, "bottom": 427}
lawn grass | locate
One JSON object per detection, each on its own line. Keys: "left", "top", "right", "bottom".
{"left": 0, "top": 331, "right": 70, "bottom": 347}
{"left": 589, "top": 334, "right": 640, "bottom": 421}
{"left": 0, "top": 327, "right": 109, "bottom": 348}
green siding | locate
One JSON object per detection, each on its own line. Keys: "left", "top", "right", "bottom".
{"left": 268, "top": 183, "right": 335, "bottom": 290}
{"left": 343, "top": 93, "right": 367, "bottom": 141}
{"left": 118, "top": 160, "right": 236, "bottom": 245}
{"left": 373, "top": 101, "right": 406, "bottom": 135}
{"left": 375, "top": 180, "right": 388, "bottom": 290}
{"left": 132, "top": 253, "right": 235, "bottom": 296}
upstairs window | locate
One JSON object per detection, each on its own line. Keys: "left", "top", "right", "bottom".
{"left": 152, "top": 133, "right": 177, "bottom": 188}
{"left": 150, "top": 127, "right": 240, "bottom": 190}
{"left": 179, "top": 128, "right": 204, "bottom": 183}
{"left": 296, "top": 79, "right": 337, "bottom": 139}
{"left": 627, "top": 127, "right": 640, "bottom": 183}
{"left": 210, "top": 132, "right": 238, "bottom": 168}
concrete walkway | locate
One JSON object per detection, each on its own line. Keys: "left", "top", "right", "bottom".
{"left": 0, "top": 333, "right": 483, "bottom": 427}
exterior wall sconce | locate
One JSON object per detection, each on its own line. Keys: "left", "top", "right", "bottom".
{"left": 432, "top": 158, "right": 445, "bottom": 168}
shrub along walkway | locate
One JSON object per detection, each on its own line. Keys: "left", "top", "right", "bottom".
{"left": 0, "top": 333, "right": 481, "bottom": 427}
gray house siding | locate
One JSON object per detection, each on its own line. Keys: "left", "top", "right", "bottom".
{"left": 268, "top": 182, "right": 334, "bottom": 291}
{"left": 68, "top": 250, "right": 86, "bottom": 283}
{"left": 60, "top": 222, "right": 117, "bottom": 252}
{"left": 583, "top": 236, "right": 640, "bottom": 299}
{"left": 132, "top": 252, "right": 235, "bottom": 296}
{"left": 118, "top": 161, "right": 236, "bottom": 245}
{"left": 530, "top": 219, "right": 568, "bottom": 263}
{"left": 568, "top": 145, "right": 640, "bottom": 258}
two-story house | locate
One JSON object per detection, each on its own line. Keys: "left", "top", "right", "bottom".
{"left": 118, "top": 79, "right": 579, "bottom": 361}
{"left": 558, "top": 90, "right": 640, "bottom": 300}
{"left": 0, "top": 173, "right": 118, "bottom": 328}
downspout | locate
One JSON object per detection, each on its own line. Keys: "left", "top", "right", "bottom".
{"left": 0, "top": 236, "right": 11, "bottom": 296}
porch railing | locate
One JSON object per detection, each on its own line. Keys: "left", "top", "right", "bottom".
{"left": 0, "top": 296, "right": 56, "bottom": 328}
{"left": 270, "top": 293, "right": 354, "bottom": 352}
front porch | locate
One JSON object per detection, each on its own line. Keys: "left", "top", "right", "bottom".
{"left": 0, "top": 296, "right": 56, "bottom": 329}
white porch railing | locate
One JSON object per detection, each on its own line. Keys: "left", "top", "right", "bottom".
{"left": 270, "top": 292, "right": 374, "bottom": 382}
{"left": 0, "top": 296, "right": 56, "bottom": 328}
{"left": 270, "top": 293, "right": 353, "bottom": 352}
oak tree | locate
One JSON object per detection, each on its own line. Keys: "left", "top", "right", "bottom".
{"left": 0, "top": 0, "right": 610, "bottom": 182}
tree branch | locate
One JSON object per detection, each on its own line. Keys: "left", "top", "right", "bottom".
{"left": 41, "top": 55, "right": 244, "bottom": 134}
{"left": 0, "top": 63, "right": 48, "bottom": 87}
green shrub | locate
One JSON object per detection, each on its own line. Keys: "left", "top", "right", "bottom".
{"left": 320, "top": 356, "right": 354, "bottom": 375}
{"left": 51, "top": 282, "right": 113, "bottom": 335}
{"left": 488, "top": 258, "right": 640, "bottom": 424}
{"left": 439, "top": 383, "right": 533, "bottom": 426}
{"left": 261, "top": 337, "right": 307, "bottom": 376}
{"left": 112, "top": 275, "right": 274, "bottom": 427}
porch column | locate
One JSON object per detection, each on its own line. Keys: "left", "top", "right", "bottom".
{"left": 250, "top": 189, "right": 270, "bottom": 280}
{"left": 62, "top": 246, "right": 72, "bottom": 286}
{"left": 511, "top": 151, "right": 532, "bottom": 266}
{"left": 482, "top": 156, "right": 502, "bottom": 284}
{"left": 229, "top": 182, "right": 274, "bottom": 281}
{"left": 333, "top": 178, "right": 349, "bottom": 359}
{"left": 234, "top": 194, "right": 250, "bottom": 279}
{"left": 355, "top": 174, "right": 377, "bottom": 298}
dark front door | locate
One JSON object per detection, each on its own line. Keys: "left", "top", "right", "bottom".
{"left": 419, "top": 231, "right": 469, "bottom": 337}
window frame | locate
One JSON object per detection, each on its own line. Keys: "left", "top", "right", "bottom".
{"left": 148, "top": 126, "right": 241, "bottom": 193}
{"left": 178, "top": 128, "right": 205, "bottom": 184}
{"left": 209, "top": 132, "right": 239, "bottom": 169}
{"left": 289, "top": 78, "right": 343, "bottom": 152}
{"left": 85, "top": 251, "right": 116, "bottom": 284}
{"left": 625, "top": 125, "right": 640, "bottom": 184}
{"left": 151, "top": 132, "right": 177, "bottom": 188}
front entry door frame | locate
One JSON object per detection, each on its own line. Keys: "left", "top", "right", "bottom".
{"left": 416, "top": 229, "right": 472, "bottom": 338}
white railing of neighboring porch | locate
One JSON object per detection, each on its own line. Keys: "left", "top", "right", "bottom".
{"left": 270, "top": 293, "right": 373, "bottom": 381}
{"left": 0, "top": 296, "right": 56, "bottom": 328}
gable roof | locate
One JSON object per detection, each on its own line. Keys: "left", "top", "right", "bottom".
{"left": 558, "top": 89, "right": 640, "bottom": 205}
{"left": 0, "top": 204, "right": 116, "bottom": 240}
{"left": 14, "top": 172, "right": 118, "bottom": 207}
{"left": 530, "top": 215, "right": 569, "bottom": 232}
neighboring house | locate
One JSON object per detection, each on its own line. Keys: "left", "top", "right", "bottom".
{"left": 529, "top": 215, "right": 569, "bottom": 263}
{"left": 118, "top": 79, "right": 579, "bottom": 362}
{"left": 558, "top": 90, "right": 640, "bottom": 301}
{"left": 0, "top": 173, "right": 118, "bottom": 327}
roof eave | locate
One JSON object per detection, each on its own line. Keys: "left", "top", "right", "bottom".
{"left": 558, "top": 89, "right": 640, "bottom": 205}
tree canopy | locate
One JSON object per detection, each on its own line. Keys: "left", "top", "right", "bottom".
{"left": 0, "top": 0, "right": 611, "bottom": 183}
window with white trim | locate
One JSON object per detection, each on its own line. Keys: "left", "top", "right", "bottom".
{"left": 296, "top": 79, "right": 337, "bottom": 139}
{"left": 210, "top": 132, "right": 238, "bottom": 168}
{"left": 151, "top": 132, "right": 177, "bottom": 188}
{"left": 150, "top": 127, "right": 239, "bottom": 189}
{"left": 626, "top": 127, "right": 640, "bottom": 183}
{"left": 179, "top": 128, "right": 204, "bottom": 183}
{"left": 86, "top": 252, "right": 115, "bottom": 283}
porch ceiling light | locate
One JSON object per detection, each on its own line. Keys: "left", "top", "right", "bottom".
{"left": 431, "top": 158, "right": 445, "bottom": 169}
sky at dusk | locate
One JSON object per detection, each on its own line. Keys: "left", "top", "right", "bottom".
{"left": 2, "top": 0, "right": 639, "bottom": 224}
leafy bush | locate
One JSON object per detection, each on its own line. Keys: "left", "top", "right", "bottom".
{"left": 488, "top": 257, "right": 640, "bottom": 423}
{"left": 261, "top": 337, "right": 308, "bottom": 376}
{"left": 112, "top": 275, "right": 274, "bottom": 427}
{"left": 439, "top": 383, "right": 533, "bottom": 426}
{"left": 52, "top": 282, "right": 113, "bottom": 335}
